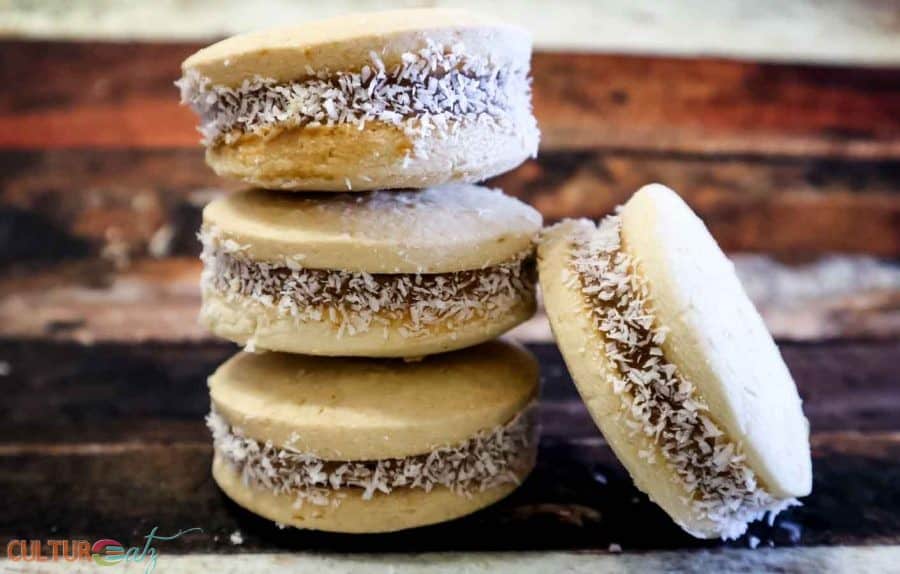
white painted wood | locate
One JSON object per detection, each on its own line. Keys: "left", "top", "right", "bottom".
{"left": 5, "top": 546, "right": 898, "bottom": 574}
{"left": 2, "top": 0, "right": 900, "bottom": 65}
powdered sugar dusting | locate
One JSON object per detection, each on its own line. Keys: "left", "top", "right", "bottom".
{"left": 177, "top": 41, "right": 538, "bottom": 154}
{"left": 207, "top": 403, "right": 537, "bottom": 506}
{"left": 199, "top": 227, "right": 535, "bottom": 338}
{"left": 569, "top": 215, "right": 797, "bottom": 539}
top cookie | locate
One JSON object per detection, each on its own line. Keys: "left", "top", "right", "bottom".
{"left": 178, "top": 9, "right": 539, "bottom": 191}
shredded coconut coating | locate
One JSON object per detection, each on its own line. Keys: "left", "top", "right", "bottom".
{"left": 568, "top": 215, "right": 797, "bottom": 539}
{"left": 207, "top": 404, "right": 537, "bottom": 507}
{"left": 177, "top": 41, "right": 538, "bottom": 151}
{"left": 199, "top": 228, "right": 536, "bottom": 339}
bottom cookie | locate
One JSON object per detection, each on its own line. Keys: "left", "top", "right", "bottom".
{"left": 206, "top": 341, "right": 540, "bottom": 532}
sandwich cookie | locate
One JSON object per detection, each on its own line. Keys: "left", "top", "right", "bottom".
{"left": 200, "top": 184, "right": 542, "bottom": 357}
{"left": 538, "top": 184, "right": 812, "bottom": 539}
{"left": 177, "top": 9, "right": 539, "bottom": 191}
{"left": 207, "top": 341, "right": 539, "bottom": 533}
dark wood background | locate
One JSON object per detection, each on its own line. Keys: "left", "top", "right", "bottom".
{"left": 1, "top": 37, "right": 899, "bottom": 566}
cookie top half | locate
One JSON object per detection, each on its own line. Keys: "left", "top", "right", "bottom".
{"left": 201, "top": 184, "right": 542, "bottom": 273}
{"left": 182, "top": 9, "right": 530, "bottom": 87}
{"left": 208, "top": 340, "right": 538, "bottom": 460}
{"left": 617, "top": 185, "right": 811, "bottom": 497}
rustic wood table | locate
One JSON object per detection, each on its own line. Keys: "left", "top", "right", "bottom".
{"left": 1, "top": 28, "right": 899, "bottom": 573}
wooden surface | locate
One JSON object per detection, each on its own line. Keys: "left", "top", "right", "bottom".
{"left": 3, "top": 42, "right": 900, "bottom": 157}
{"left": 0, "top": 256, "right": 898, "bottom": 345}
{"left": 0, "top": 33, "right": 899, "bottom": 573}
{"left": 4, "top": 0, "right": 900, "bottom": 66}
{"left": 1, "top": 341, "right": 898, "bottom": 556}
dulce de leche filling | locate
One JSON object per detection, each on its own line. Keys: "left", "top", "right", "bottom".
{"left": 177, "top": 41, "right": 537, "bottom": 148}
{"left": 568, "top": 215, "right": 797, "bottom": 539}
{"left": 200, "top": 230, "right": 536, "bottom": 339}
{"left": 207, "top": 403, "right": 538, "bottom": 507}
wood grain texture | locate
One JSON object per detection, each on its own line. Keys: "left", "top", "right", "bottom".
{"left": 531, "top": 54, "right": 900, "bottom": 158}
{"left": 0, "top": 31, "right": 897, "bottom": 568}
{"left": 490, "top": 151, "right": 900, "bottom": 256}
{"left": 5, "top": 0, "right": 900, "bottom": 67}
{"left": 1, "top": 42, "right": 898, "bottom": 157}
{"left": 0, "top": 341, "right": 896, "bottom": 442}
{"left": 0, "top": 256, "right": 897, "bottom": 343}
{"left": 2, "top": 434, "right": 898, "bottom": 553}
{"left": 2, "top": 149, "right": 898, "bottom": 261}
{"left": 0, "top": 341, "right": 897, "bottom": 552}
{"left": 18, "top": 547, "right": 899, "bottom": 574}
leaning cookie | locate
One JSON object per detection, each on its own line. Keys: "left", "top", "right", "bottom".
{"left": 538, "top": 184, "right": 812, "bottom": 539}
{"left": 207, "top": 341, "right": 539, "bottom": 533}
{"left": 177, "top": 9, "right": 539, "bottom": 191}
{"left": 200, "top": 184, "right": 541, "bottom": 357}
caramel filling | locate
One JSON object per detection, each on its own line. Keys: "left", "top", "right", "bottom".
{"left": 177, "top": 41, "right": 535, "bottom": 147}
{"left": 207, "top": 404, "right": 538, "bottom": 506}
{"left": 201, "top": 235, "right": 536, "bottom": 338}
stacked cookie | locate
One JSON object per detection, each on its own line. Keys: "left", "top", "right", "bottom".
{"left": 179, "top": 9, "right": 543, "bottom": 532}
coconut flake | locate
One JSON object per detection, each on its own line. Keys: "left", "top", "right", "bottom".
{"left": 569, "top": 214, "right": 797, "bottom": 539}
{"left": 199, "top": 227, "right": 535, "bottom": 339}
{"left": 176, "top": 41, "right": 538, "bottom": 155}
{"left": 207, "top": 402, "right": 537, "bottom": 506}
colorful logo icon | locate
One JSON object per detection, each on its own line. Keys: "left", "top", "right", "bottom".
{"left": 92, "top": 539, "right": 126, "bottom": 566}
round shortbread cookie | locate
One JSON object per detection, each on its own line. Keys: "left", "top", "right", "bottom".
{"left": 538, "top": 183, "right": 811, "bottom": 539}
{"left": 199, "top": 185, "right": 541, "bottom": 356}
{"left": 207, "top": 341, "right": 539, "bottom": 532}
{"left": 208, "top": 340, "right": 538, "bottom": 459}
{"left": 178, "top": 9, "right": 538, "bottom": 191}
{"left": 201, "top": 185, "right": 541, "bottom": 273}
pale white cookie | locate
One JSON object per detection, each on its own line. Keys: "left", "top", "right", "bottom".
{"left": 538, "top": 183, "right": 812, "bottom": 539}
{"left": 199, "top": 185, "right": 541, "bottom": 357}
{"left": 207, "top": 341, "right": 539, "bottom": 533}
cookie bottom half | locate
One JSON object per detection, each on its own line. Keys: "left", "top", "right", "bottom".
{"left": 206, "top": 120, "right": 537, "bottom": 191}
{"left": 212, "top": 453, "right": 531, "bottom": 533}
{"left": 201, "top": 289, "right": 536, "bottom": 357}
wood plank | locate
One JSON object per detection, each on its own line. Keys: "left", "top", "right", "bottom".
{"left": 1, "top": 42, "right": 898, "bottom": 157}
{"left": 491, "top": 152, "right": 900, "bottom": 256}
{"left": 531, "top": 54, "right": 900, "bottom": 158}
{"left": 0, "top": 341, "right": 896, "bottom": 445}
{"left": 5, "top": 0, "right": 900, "bottom": 67}
{"left": 0, "top": 149, "right": 219, "bottom": 265}
{"left": 0, "top": 256, "right": 897, "bottom": 343}
{"left": 0, "top": 432, "right": 897, "bottom": 552}
{"left": 0, "top": 42, "right": 197, "bottom": 148}
{"left": 17, "top": 547, "right": 900, "bottom": 574}
{"left": 0, "top": 341, "right": 896, "bottom": 552}
{"left": 0, "top": 259, "right": 208, "bottom": 344}
{"left": 3, "top": 149, "right": 898, "bottom": 260}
